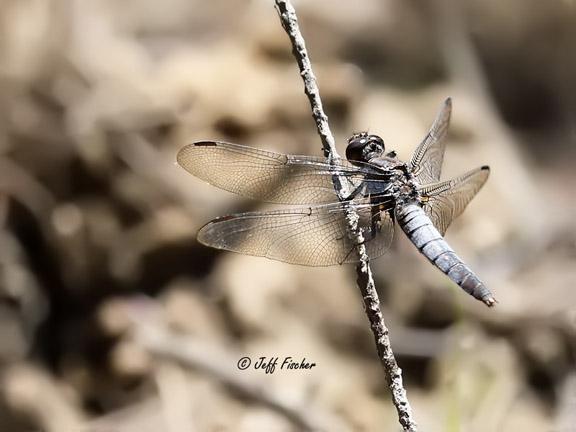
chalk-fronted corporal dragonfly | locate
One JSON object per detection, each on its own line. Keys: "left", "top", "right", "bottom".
{"left": 177, "top": 99, "right": 496, "bottom": 306}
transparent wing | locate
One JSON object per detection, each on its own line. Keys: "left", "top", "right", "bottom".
{"left": 177, "top": 141, "right": 391, "bottom": 204}
{"left": 419, "top": 166, "right": 489, "bottom": 235}
{"left": 409, "top": 98, "right": 452, "bottom": 184}
{"left": 197, "top": 198, "right": 395, "bottom": 266}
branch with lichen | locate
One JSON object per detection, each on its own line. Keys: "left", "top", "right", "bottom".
{"left": 273, "top": 1, "right": 418, "bottom": 430}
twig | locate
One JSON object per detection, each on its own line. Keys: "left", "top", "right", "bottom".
{"left": 272, "top": 1, "right": 337, "bottom": 160}
{"left": 273, "top": 1, "right": 418, "bottom": 431}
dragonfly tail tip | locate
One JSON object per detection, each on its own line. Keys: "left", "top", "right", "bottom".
{"left": 483, "top": 296, "right": 497, "bottom": 307}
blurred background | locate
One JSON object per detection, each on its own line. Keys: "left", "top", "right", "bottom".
{"left": 0, "top": 0, "right": 574, "bottom": 431}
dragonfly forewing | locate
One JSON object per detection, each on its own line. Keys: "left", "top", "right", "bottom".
{"left": 409, "top": 98, "right": 452, "bottom": 185}
{"left": 177, "top": 141, "right": 390, "bottom": 205}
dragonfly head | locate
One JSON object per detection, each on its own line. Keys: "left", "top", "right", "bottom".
{"left": 346, "top": 132, "right": 385, "bottom": 165}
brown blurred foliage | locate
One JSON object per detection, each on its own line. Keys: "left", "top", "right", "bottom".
{"left": 0, "top": 0, "right": 574, "bottom": 431}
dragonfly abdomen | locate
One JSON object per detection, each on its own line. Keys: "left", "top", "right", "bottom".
{"left": 396, "top": 203, "right": 496, "bottom": 307}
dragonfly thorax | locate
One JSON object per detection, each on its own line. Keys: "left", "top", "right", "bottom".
{"left": 345, "top": 131, "right": 419, "bottom": 202}
{"left": 388, "top": 169, "right": 420, "bottom": 206}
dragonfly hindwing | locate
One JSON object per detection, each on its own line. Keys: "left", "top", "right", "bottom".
{"left": 418, "top": 166, "right": 489, "bottom": 235}
{"left": 197, "top": 198, "right": 395, "bottom": 266}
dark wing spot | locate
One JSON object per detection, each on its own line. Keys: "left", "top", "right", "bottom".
{"left": 213, "top": 214, "right": 236, "bottom": 222}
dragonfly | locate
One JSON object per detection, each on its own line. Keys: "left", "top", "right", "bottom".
{"left": 177, "top": 98, "right": 496, "bottom": 306}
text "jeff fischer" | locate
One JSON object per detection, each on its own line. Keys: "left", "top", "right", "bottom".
{"left": 255, "top": 357, "right": 316, "bottom": 374}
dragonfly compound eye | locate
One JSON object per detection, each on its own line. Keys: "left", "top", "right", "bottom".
{"left": 346, "top": 133, "right": 385, "bottom": 164}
